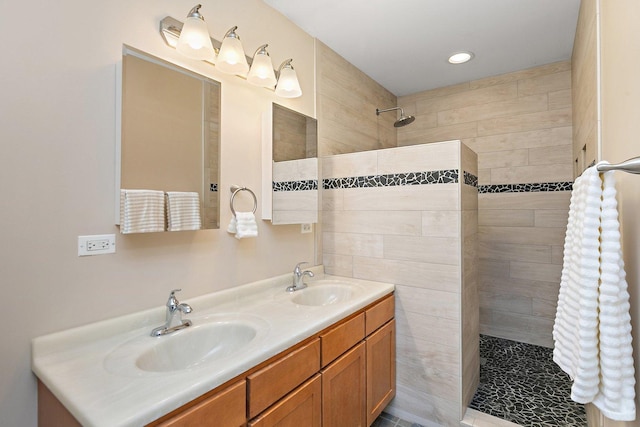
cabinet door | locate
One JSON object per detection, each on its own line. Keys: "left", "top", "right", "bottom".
{"left": 248, "top": 374, "right": 321, "bottom": 427}
{"left": 322, "top": 342, "right": 366, "bottom": 427}
{"left": 366, "top": 319, "right": 396, "bottom": 426}
{"left": 158, "top": 380, "right": 246, "bottom": 427}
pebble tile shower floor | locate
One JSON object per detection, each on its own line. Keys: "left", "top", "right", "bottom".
{"left": 470, "top": 334, "right": 587, "bottom": 426}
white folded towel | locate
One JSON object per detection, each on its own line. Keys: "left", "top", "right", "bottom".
{"left": 227, "top": 216, "right": 237, "bottom": 234}
{"left": 165, "top": 192, "right": 201, "bottom": 231}
{"left": 553, "top": 163, "right": 636, "bottom": 421}
{"left": 120, "top": 189, "right": 165, "bottom": 234}
{"left": 228, "top": 211, "right": 258, "bottom": 239}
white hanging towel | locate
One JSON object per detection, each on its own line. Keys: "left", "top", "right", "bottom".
{"left": 233, "top": 211, "right": 258, "bottom": 239}
{"left": 165, "top": 191, "right": 202, "bottom": 231}
{"left": 227, "top": 216, "right": 237, "bottom": 234}
{"left": 553, "top": 163, "right": 636, "bottom": 421}
{"left": 120, "top": 189, "right": 165, "bottom": 234}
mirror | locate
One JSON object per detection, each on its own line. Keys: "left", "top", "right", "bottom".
{"left": 262, "top": 103, "right": 318, "bottom": 225}
{"left": 116, "top": 46, "right": 220, "bottom": 232}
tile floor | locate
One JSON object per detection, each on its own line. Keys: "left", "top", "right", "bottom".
{"left": 469, "top": 334, "right": 587, "bottom": 426}
{"left": 372, "top": 412, "right": 424, "bottom": 427}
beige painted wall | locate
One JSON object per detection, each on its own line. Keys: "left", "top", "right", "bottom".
{"left": 398, "top": 63, "right": 574, "bottom": 348}
{"left": 0, "top": 1, "right": 316, "bottom": 425}
{"left": 316, "top": 41, "right": 397, "bottom": 156}
{"left": 586, "top": 0, "right": 640, "bottom": 425}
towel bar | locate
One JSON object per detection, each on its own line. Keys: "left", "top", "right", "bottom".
{"left": 230, "top": 185, "right": 257, "bottom": 216}
{"left": 597, "top": 156, "right": 640, "bottom": 174}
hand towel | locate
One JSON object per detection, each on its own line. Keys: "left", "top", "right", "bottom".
{"left": 234, "top": 211, "right": 258, "bottom": 239}
{"left": 553, "top": 163, "right": 636, "bottom": 421}
{"left": 165, "top": 191, "right": 202, "bottom": 231}
{"left": 120, "top": 189, "right": 165, "bottom": 234}
{"left": 227, "top": 216, "right": 237, "bottom": 234}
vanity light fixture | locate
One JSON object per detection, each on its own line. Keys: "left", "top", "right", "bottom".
{"left": 176, "top": 4, "right": 216, "bottom": 61}
{"left": 275, "top": 59, "right": 302, "bottom": 98}
{"left": 448, "top": 51, "right": 474, "bottom": 64}
{"left": 247, "top": 44, "right": 277, "bottom": 88}
{"left": 216, "top": 26, "right": 250, "bottom": 76}
{"left": 159, "top": 6, "right": 302, "bottom": 97}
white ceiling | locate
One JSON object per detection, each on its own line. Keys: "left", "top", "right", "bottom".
{"left": 263, "top": 0, "right": 581, "bottom": 97}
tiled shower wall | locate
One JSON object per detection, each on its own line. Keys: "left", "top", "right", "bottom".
{"left": 572, "top": 0, "right": 599, "bottom": 176}
{"left": 322, "top": 141, "right": 478, "bottom": 426}
{"left": 398, "top": 62, "right": 573, "bottom": 348}
{"left": 316, "top": 40, "right": 397, "bottom": 156}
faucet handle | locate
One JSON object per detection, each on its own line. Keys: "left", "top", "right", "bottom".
{"left": 167, "top": 288, "right": 182, "bottom": 306}
{"left": 294, "top": 262, "right": 309, "bottom": 273}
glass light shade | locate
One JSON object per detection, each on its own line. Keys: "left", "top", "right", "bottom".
{"left": 216, "top": 36, "right": 249, "bottom": 75}
{"left": 275, "top": 66, "right": 302, "bottom": 98}
{"left": 176, "top": 16, "right": 216, "bottom": 60}
{"left": 247, "top": 53, "right": 277, "bottom": 87}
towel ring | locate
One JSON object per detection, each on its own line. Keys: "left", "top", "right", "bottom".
{"left": 230, "top": 185, "right": 257, "bottom": 216}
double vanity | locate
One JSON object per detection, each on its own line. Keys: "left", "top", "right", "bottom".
{"left": 32, "top": 266, "right": 395, "bottom": 426}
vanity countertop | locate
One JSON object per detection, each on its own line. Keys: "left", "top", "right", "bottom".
{"left": 32, "top": 267, "right": 394, "bottom": 427}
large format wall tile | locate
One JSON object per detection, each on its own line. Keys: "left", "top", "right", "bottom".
{"left": 399, "top": 62, "right": 573, "bottom": 350}
{"left": 320, "top": 141, "right": 478, "bottom": 426}
{"left": 316, "top": 41, "right": 397, "bottom": 156}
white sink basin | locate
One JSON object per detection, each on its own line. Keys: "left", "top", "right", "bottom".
{"left": 137, "top": 322, "right": 257, "bottom": 372}
{"left": 104, "top": 315, "right": 269, "bottom": 376}
{"left": 291, "top": 283, "right": 356, "bottom": 306}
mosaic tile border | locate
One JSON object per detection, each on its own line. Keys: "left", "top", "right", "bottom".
{"left": 210, "top": 183, "right": 218, "bottom": 192}
{"left": 464, "top": 171, "right": 478, "bottom": 188}
{"left": 272, "top": 179, "right": 318, "bottom": 192}
{"left": 470, "top": 334, "right": 586, "bottom": 427}
{"left": 478, "top": 181, "right": 573, "bottom": 194}
{"left": 323, "top": 169, "right": 459, "bottom": 190}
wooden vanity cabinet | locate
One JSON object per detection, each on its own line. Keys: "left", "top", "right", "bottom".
{"left": 247, "top": 339, "right": 321, "bottom": 418}
{"left": 156, "top": 380, "right": 246, "bottom": 427}
{"left": 365, "top": 319, "right": 396, "bottom": 425}
{"left": 39, "top": 294, "right": 395, "bottom": 427}
{"left": 248, "top": 374, "right": 322, "bottom": 427}
{"left": 320, "top": 313, "right": 365, "bottom": 367}
{"left": 322, "top": 342, "right": 367, "bottom": 427}
{"left": 251, "top": 295, "right": 395, "bottom": 427}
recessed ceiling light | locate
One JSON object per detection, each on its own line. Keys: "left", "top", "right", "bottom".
{"left": 448, "top": 52, "right": 474, "bottom": 64}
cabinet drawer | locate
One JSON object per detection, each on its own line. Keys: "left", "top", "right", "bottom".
{"left": 158, "top": 380, "right": 246, "bottom": 427}
{"left": 248, "top": 374, "right": 321, "bottom": 427}
{"left": 248, "top": 339, "right": 320, "bottom": 419}
{"left": 365, "top": 294, "right": 394, "bottom": 336}
{"left": 321, "top": 313, "right": 365, "bottom": 367}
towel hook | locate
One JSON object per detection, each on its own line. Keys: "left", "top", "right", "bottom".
{"left": 230, "top": 185, "right": 257, "bottom": 216}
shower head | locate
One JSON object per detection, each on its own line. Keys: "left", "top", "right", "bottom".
{"left": 376, "top": 106, "right": 415, "bottom": 127}
{"left": 394, "top": 113, "right": 415, "bottom": 127}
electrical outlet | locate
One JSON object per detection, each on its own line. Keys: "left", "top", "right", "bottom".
{"left": 78, "top": 234, "right": 116, "bottom": 256}
{"left": 301, "top": 223, "right": 312, "bottom": 234}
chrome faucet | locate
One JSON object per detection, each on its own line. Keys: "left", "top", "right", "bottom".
{"left": 286, "top": 262, "right": 314, "bottom": 292}
{"left": 150, "top": 289, "right": 193, "bottom": 337}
